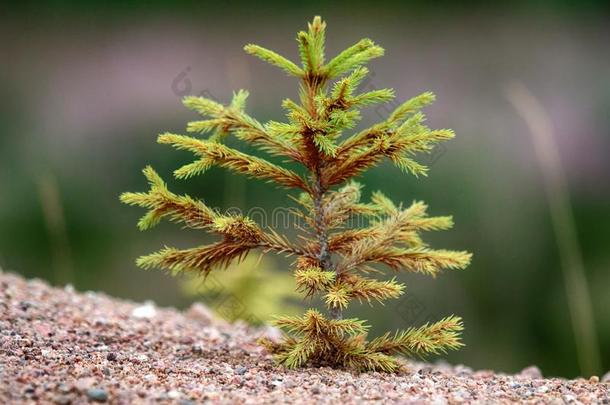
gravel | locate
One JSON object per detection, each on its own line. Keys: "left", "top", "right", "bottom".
{"left": 1, "top": 270, "right": 608, "bottom": 404}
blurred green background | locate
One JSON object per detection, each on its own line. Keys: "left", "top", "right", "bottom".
{"left": 1, "top": 0, "right": 609, "bottom": 378}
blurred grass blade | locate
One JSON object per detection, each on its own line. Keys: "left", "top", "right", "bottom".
{"left": 37, "top": 173, "right": 74, "bottom": 285}
{"left": 505, "top": 82, "right": 601, "bottom": 376}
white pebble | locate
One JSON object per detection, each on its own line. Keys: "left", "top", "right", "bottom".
{"left": 131, "top": 302, "right": 157, "bottom": 319}
{"left": 167, "top": 390, "right": 181, "bottom": 399}
{"left": 136, "top": 354, "right": 149, "bottom": 362}
{"left": 144, "top": 374, "right": 157, "bottom": 382}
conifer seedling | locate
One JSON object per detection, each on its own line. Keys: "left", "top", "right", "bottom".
{"left": 121, "top": 16, "right": 472, "bottom": 372}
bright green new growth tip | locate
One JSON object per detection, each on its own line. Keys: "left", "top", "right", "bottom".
{"left": 121, "top": 16, "right": 471, "bottom": 372}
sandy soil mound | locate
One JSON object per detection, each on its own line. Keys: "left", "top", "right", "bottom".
{"left": 0, "top": 270, "right": 607, "bottom": 404}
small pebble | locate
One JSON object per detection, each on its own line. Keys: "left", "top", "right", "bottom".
{"left": 520, "top": 366, "right": 543, "bottom": 379}
{"left": 167, "top": 390, "right": 181, "bottom": 399}
{"left": 186, "top": 303, "right": 216, "bottom": 324}
{"left": 143, "top": 374, "right": 157, "bottom": 383}
{"left": 131, "top": 302, "right": 157, "bottom": 319}
{"left": 86, "top": 388, "right": 108, "bottom": 403}
{"left": 53, "top": 395, "right": 72, "bottom": 405}
{"left": 75, "top": 378, "right": 95, "bottom": 392}
{"left": 134, "top": 354, "right": 148, "bottom": 363}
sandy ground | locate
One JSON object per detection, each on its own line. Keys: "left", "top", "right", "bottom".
{"left": 0, "top": 270, "right": 608, "bottom": 404}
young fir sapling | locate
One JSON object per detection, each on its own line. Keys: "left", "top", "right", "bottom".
{"left": 121, "top": 16, "right": 472, "bottom": 372}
